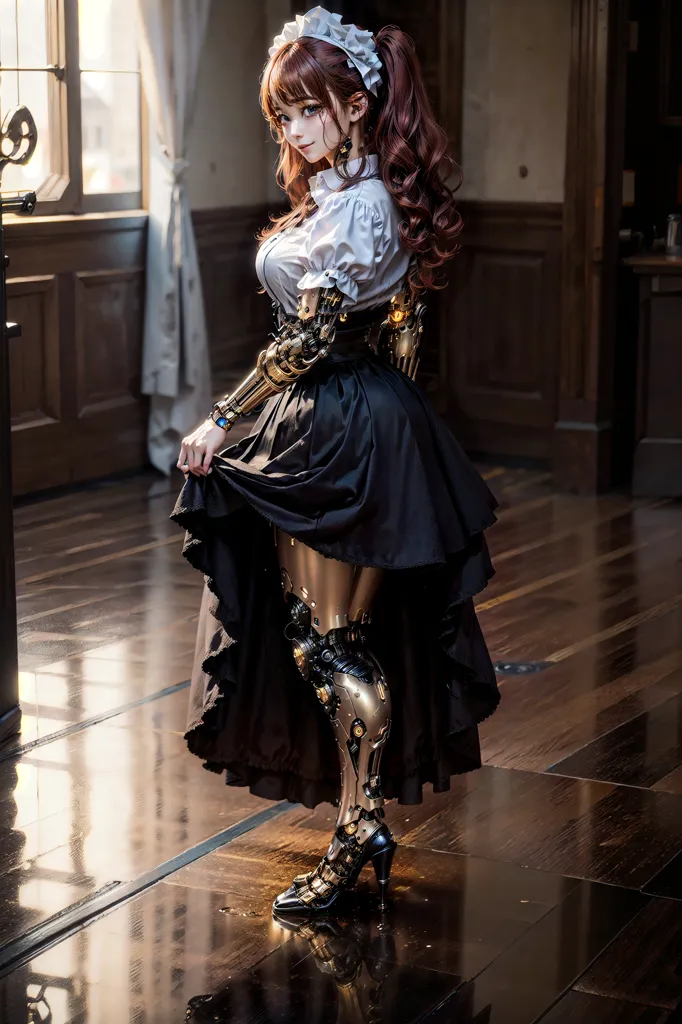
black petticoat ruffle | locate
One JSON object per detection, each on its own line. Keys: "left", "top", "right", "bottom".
{"left": 171, "top": 347, "right": 501, "bottom": 808}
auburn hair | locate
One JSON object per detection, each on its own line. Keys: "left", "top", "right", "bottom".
{"left": 259, "top": 25, "right": 463, "bottom": 296}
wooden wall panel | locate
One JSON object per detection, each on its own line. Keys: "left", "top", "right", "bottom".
{"left": 5, "top": 207, "right": 272, "bottom": 497}
{"left": 7, "top": 276, "right": 60, "bottom": 429}
{"left": 193, "top": 205, "right": 273, "bottom": 394}
{"left": 74, "top": 270, "right": 143, "bottom": 418}
{"left": 5, "top": 213, "right": 147, "bottom": 496}
{"left": 555, "top": 0, "right": 628, "bottom": 492}
{"left": 341, "top": 0, "right": 466, "bottom": 160}
{"left": 443, "top": 201, "right": 563, "bottom": 460}
{"left": 630, "top": 263, "right": 682, "bottom": 495}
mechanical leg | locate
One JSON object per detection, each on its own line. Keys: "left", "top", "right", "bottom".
{"left": 273, "top": 530, "right": 396, "bottom": 913}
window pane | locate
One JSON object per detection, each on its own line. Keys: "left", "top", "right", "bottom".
{"left": 0, "top": 0, "right": 19, "bottom": 69}
{"left": 79, "top": 0, "right": 139, "bottom": 72}
{"left": 81, "top": 71, "right": 140, "bottom": 193}
{"left": 0, "top": 0, "right": 51, "bottom": 194}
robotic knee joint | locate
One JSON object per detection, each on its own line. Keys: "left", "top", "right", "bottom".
{"left": 285, "top": 596, "right": 387, "bottom": 715}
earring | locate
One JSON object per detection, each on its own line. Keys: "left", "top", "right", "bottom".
{"left": 339, "top": 135, "right": 352, "bottom": 160}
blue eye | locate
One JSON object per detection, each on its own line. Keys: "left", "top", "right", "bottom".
{"left": 275, "top": 104, "right": 319, "bottom": 126}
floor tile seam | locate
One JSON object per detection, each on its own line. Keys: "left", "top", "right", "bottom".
{"left": 397, "top": 838, "right": 669, "bottom": 897}
{"left": 543, "top": 701, "right": 682, "bottom": 778}
{"left": 14, "top": 476, "right": 172, "bottom": 520}
{"left": 492, "top": 529, "right": 682, "bottom": 588}
{"left": 501, "top": 758, "right": 682, "bottom": 802}
{"left": 489, "top": 508, "right": 605, "bottom": 550}
{"left": 0, "top": 837, "right": 86, "bottom": 882}
{"left": 0, "top": 801, "right": 292, "bottom": 980}
{"left": 446, "top": 889, "right": 653, "bottom": 1024}
{"left": 14, "top": 512, "right": 169, "bottom": 543}
{"left": 478, "top": 527, "right": 682, "bottom": 614}
{"left": 543, "top": 594, "right": 682, "bottom": 665}
{"left": 19, "top": 618, "right": 199, "bottom": 646}
{"left": 572, "top": 982, "right": 679, "bottom": 1013}
{"left": 486, "top": 574, "right": 682, "bottom": 653}
{"left": 448, "top": 880, "right": 587, "bottom": 992}
{"left": 0, "top": 679, "right": 191, "bottom": 763}
{"left": 557, "top": 900, "right": 667, "bottom": 1016}
{"left": 490, "top": 617, "right": 680, "bottom": 684}
{"left": 235, "top": 935, "right": 301, "bottom": 975}
{"left": 418, "top": 980, "right": 467, "bottom": 1023}
{"left": 562, "top": 990, "right": 681, "bottom": 1014}
{"left": 545, "top": 767, "right": 682, "bottom": 794}
{"left": 491, "top": 498, "right": 673, "bottom": 565}
{"left": 642, "top": 866, "right": 682, "bottom": 901}
{"left": 14, "top": 512, "right": 178, "bottom": 555}
{"left": 416, "top": 880, "right": 627, "bottom": 1023}
{"left": 19, "top": 535, "right": 181, "bottom": 586}
{"left": 397, "top": 837, "right": 597, "bottom": 889}
{"left": 483, "top": 751, "right": 678, "bottom": 789}
{"left": 16, "top": 582, "right": 192, "bottom": 624}
{"left": 488, "top": 652, "right": 682, "bottom": 727}
{"left": 14, "top": 520, "right": 177, "bottom": 568}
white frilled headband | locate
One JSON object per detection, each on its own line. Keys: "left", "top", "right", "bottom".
{"left": 268, "top": 6, "right": 383, "bottom": 97}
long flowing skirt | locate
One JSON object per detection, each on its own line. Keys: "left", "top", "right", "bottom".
{"left": 171, "top": 344, "right": 501, "bottom": 808}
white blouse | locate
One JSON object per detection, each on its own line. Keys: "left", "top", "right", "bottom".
{"left": 255, "top": 154, "right": 410, "bottom": 314}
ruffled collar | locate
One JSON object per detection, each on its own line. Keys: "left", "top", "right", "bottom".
{"left": 308, "top": 154, "right": 379, "bottom": 200}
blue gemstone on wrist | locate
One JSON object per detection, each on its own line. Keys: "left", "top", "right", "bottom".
{"left": 215, "top": 416, "right": 228, "bottom": 429}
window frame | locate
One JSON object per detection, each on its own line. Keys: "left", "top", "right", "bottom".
{"left": 7, "top": 0, "right": 144, "bottom": 216}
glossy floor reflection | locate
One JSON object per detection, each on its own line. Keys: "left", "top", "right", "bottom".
{"left": 1, "top": 471, "right": 681, "bottom": 1022}
{"left": 0, "top": 837, "right": 652, "bottom": 1024}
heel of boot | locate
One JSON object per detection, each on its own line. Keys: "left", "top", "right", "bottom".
{"left": 371, "top": 843, "right": 396, "bottom": 910}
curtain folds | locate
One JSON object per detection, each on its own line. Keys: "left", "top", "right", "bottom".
{"left": 137, "top": 0, "right": 213, "bottom": 473}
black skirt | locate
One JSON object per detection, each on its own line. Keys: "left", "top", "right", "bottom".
{"left": 171, "top": 333, "right": 501, "bottom": 809}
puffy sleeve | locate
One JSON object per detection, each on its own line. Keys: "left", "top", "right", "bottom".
{"left": 297, "top": 191, "right": 387, "bottom": 307}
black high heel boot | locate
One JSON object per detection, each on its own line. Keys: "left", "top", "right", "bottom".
{"left": 272, "top": 822, "right": 397, "bottom": 914}
{"left": 371, "top": 842, "right": 396, "bottom": 912}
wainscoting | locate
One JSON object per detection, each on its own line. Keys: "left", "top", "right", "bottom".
{"left": 193, "top": 200, "right": 565, "bottom": 466}
{"left": 193, "top": 204, "right": 274, "bottom": 396}
{"left": 6, "top": 206, "right": 272, "bottom": 497}
{"left": 443, "top": 201, "right": 563, "bottom": 461}
{"left": 6, "top": 199, "right": 562, "bottom": 496}
{"left": 6, "top": 212, "right": 147, "bottom": 497}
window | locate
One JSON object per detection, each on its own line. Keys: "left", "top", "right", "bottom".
{"left": 0, "top": 0, "right": 142, "bottom": 213}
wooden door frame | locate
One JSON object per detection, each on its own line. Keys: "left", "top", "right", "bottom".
{"left": 554, "top": 0, "right": 629, "bottom": 492}
{"left": 0, "top": 232, "right": 20, "bottom": 744}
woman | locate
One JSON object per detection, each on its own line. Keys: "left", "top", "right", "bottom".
{"left": 172, "top": 6, "right": 500, "bottom": 915}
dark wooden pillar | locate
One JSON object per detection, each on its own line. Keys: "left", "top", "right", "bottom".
{"left": 0, "top": 241, "right": 20, "bottom": 744}
{"left": 554, "top": 0, "right": 628, "bottom": 492}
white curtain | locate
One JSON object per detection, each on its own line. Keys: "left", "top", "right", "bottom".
{"left": 137, "top": 0, "right": 212, "bottom": 474}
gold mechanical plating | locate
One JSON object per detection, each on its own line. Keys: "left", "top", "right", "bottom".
{"left": 210, "top": 286, "right": 344, "bottom": 429}
{"left": 277, "top": 530, "right": 382, "bottom": 637}
{"left": 273, "top": 530, "right": 394, "bottom": 910}
{"left": 377, "top": 289, "right": 427, "bottom": 381}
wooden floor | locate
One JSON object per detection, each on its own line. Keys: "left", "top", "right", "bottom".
{"left": 1, "top": 468, "right": 681, "bottom": 1023}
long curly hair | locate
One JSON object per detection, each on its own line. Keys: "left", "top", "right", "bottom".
{"left": 259, "top": 25, "right": 463, "bottom": 296}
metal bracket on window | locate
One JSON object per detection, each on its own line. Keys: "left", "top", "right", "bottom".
{"left": 0, "top": 106, "right": 38, "bottom": 175}
{"left": 0, "top": 64, "right": 65, "bottom": 81}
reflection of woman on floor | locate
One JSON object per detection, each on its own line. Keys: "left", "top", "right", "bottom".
{"left": 187, "top": 912, "right": 397, "bottom": 1023}
{"left": 172, "top": 6, "right": 500, "bottom": 913}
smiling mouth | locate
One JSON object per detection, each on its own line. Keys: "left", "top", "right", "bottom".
{"left": 299, "top": 143, "right": 313, "bottom": 151}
